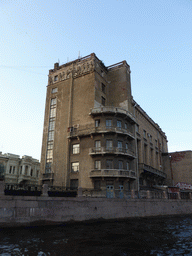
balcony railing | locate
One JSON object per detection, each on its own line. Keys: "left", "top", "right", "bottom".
{"left": 90, "top": 107, "right": 136, "bottom": 123}
{"left": 68, "top": 124, "right": 134, "bottom": 139}
{"left": 139, "top": 163, "right": 167, "bottom": 179}
{"left": 90, "top": 169, "right": 136, "bottom": 179}
{"left": 42, "top": 173, "right": 54, "bottom": 180}
{"left": 89, "top": 147, "right": 135, "bottom": 158}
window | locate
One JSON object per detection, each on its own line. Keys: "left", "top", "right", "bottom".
{"left": 54, "top": 75, "right": 58, "bottom": 82}
{"left": 117, "top": 120, "right": 122, "bottom": 129}
{"left": 136, "top": 124, "right": 139, "bottom": 133}
{"left": 36, "top": 171, "right": 39, "bottom": 177}
{"left": 52, "top": 88, "right": 58, "bottom": 93}
{"left": 106, "top": 140, "right": 113, "bottom": 150}
{"left": 13, "top": 166, "right": 15, "bottom": 174}
{"left": 95, "top": 119, "right": 100, "bottom": 127}
{"left": 118, "top": 141, "right": 123, "bottom": 152}
{"left": 70, "top": 179, "right": 79, "bottom": 189}
{"left": 94, "top": 180, "right": 101, "bottom": 190}
{"left": 95, "top": 160, "right": 101, "bottom": 170}
{"left": 73, "top": 144, "right": 80, "bottom": 154}
{"left": 20, "top": 166, "right": 22, "bottom": 175}
{"left": 9, "top": 166, "right": 12, "bottom": 174}
{"left": 106, "top": 159, "right": 113, "bottom": 169}
{"left": 106, "top": 119, "right": 112, "bottom": 128}
{"left": 125, "top": 123, "right": 127, "bottom": 129}
{"left": 126, "top": 162, "right": 129, "bottom": 170}
{"left": 143, "top": 130, "right": 146, "bottom": 139}
{"left": 118, "top": 161, "right": 123, "bottom": 169}
{"left": 101, "top": 96, "right": 105, "bottom": 106}
{"left": 25, "top": 166, "right": 28, "bottom": 175}
{"left": 126, "top": 143, "right": 129, "bottom": 152}
{"left": 149, "top": 135, "right": 152, "bottom": 143}
{"left": 31, "top": 169, "right": 33, "bottom": 176}
{"left": 95, "top": 140, "right": 101, "bottom": 151}
{"left": 71, "top": 162, "right": 79, "bottom": 172}
{"left": 101, "top": 83, "right": 106, "bottom": 93}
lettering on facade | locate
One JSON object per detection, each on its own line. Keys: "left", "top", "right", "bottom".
{"left": 48, "top": 60, "right": 94, "bottom": 85}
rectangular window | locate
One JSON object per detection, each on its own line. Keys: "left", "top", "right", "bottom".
{"left": 51, "top": 98, "right": 57, "bottom": 106}
{"left": 143, "top": 130, "right": 146, "bottom": 139}
{"left": 101, "top": 83, "right": 106, "bottom": 93}
{"left": 95, "top": 160, "right": 101, "bottom": 170}
{"left": 118, "top": 161, "right": 123, "bottom": 169}
{"left": 117, "top": 120, "right": 122, "bottom": 129}
{"left": 9, "top": 166, "right": 12, "bottom": 174}
{"left": 106, "top": 140, "right": 113, "bottom": 150}
{"left": 95, "top": 119, "right": 100, "bottom": 127}
{"left": 54, "top": 75, "right": 58, "bottom": 82}
{"left": 95, "top": 140, "right": 101, "bottom": 149}
{"left": 94, "top": 180, "right": 101, "bottom": 190}
{"left": 106, "top": 119, "right": 112, "bottom": 128}
{"left": 31, "top": 169, "right": 33, "bottom": 176}
{"left": 52, "top": 88, "right": 58, "bottom": 93}
{"left": 101, "top": 96, "right": 105, "bottom": 106}
{"left": 70, "top": 179, "right": 79, "bottom": 189}
{"left": 106, "top": 159, "right": 113, "bottom": 169}
{"left": 50, "top": 108, "right": 56, "bottom": 118}
{"left": 49, "top": 120, "right": 55, "bottom": 131}
{"left": 125, "top": 123, "right": 127, "bottom": 129}
{"left": 20, "top": 166, "right": 22, "bottom": 175}
{"left": 72, "top": 144, "right": 80, "bottom": 154}
{"left": 48, "top": 131, "right": 54, "bottom": 141}
{"left": 136, "top": 124, "right": 139, "bottom": 133}
{"left": 126, "top": 162, "right": 129, "bottom": 170}
{"left": 71, "top": 162, "right": 79, "bottom": 172}
{"left": 13, "top": 166, "right": 15, "bottom": 174}
{"left": 118, "top": 141, "right": 123, "bottom": 151}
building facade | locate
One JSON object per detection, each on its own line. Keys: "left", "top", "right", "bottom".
{"left": 40, "top": 53, "right": 169, "bottom": 192}
{"left": 0, "top": 152, "right": 40, "bottom": 185}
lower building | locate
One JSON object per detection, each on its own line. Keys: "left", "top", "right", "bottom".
{"left": 0, "top": 152, "right": 40, "bottom": 185}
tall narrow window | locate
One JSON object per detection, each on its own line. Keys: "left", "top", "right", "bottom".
{"left": 95, "top": 160, "right": 101, "bottom": 170}
{"left": 118, "top": 161, "right": 123, "bottom": 169}
{"left": 106, "top": 119, "right": 112, "bottom": 128}
{"left": 101, "top": 96, "right": 105, "bottom": 106}
{"left": 101, "top": 83, "right": 106, "bottom": 93}
{"left": 117, "top": 141, "right": 123, "bottom": 152}
{"left": 95, "top": 119, "right": 100, "bottom": 127}
{"left": 95, "top": 140, "right": 101, "bottom": 152}
{"left": 106, "top": 159, "right": 113, "bottom": 169}
{"left": 46, "top": 98, "right": 57, "bottom": 173}
{"left": 72, "top": 144, "right": 80, "bottom": 154}
{"left": 117, "top": 120, "right": 122, "bottom": 129}
{"left": 106, "top": 140, "right": 113, "bottom": 150}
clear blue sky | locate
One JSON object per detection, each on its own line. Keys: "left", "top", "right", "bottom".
{"left": 0, "top": 0, "right": 192, "bottom": 160}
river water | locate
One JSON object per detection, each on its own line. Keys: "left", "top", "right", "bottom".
{"left": 1, "top": 215, "right": 192, "bottom": 255}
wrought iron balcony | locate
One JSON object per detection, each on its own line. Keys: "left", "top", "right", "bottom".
{"left": 139, "top": 163, "right": 167, "bottom": 179}
{"left": 68, "top": 124, "right": 135, "bottom": 139}
{"left": 90, "top": 107, "right": 136, "bottom": 123}
{"left": 90, "top": 169, "right": 136, "bottom": 179}
{"left": 89, "top": 147, "right": 135, "bottom": 158}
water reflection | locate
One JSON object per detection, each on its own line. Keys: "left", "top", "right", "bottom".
{"left": 1, "top": 215, "right": 192, "bottom": 255}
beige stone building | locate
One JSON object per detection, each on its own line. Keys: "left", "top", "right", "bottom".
{"left": 0, "top": 152, "right": 40, "bottom": 185}
{"left": 40, "top": 53, "right": 169, "bottom": 193}
{"left": 163, "top": 151, "right": 192, "bottom": 187}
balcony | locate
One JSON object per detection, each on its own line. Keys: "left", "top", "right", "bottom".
{"left": 139, "top": 163, "right": 167, "bottom": 179}
{"left": 89, "top": 147, "right": 135, "bottom": 158}
{"left": 90, "top": 169, "right": 136, "bottom": 179}
{"left": 68, "top": 124, "right": 135, "bottom": 139}
{"left": 42, "top": 173, "right": 54, "bottom": 181}
{"left": 90, "top": 107, "right": 136, "bottom": 123}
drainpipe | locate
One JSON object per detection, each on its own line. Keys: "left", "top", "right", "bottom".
{"left": 134, "top": 103, "right": 140, "bottom": 198}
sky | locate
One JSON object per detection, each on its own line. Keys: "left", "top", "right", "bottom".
{"left": 0, "top": 0, "right": 192, "bottom": 160}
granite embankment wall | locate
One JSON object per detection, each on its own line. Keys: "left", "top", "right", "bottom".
{"left": 1, "top": 194, "right": 192, "bottom": 228}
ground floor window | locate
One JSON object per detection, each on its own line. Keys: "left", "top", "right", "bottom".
{"left": 94, "top": 180, "right": 101, "bottom": 190}
{"left": 70, "top": 179, "right": 78, "bottom": 189}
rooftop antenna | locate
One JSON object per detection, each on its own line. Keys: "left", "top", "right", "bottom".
{"left": 78, "top": 51, "right": 80, "bottom": 59}
{"left": 67, "top": 57, "right": 69, "bottom": 63}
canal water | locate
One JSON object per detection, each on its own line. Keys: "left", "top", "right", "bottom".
{"left": 1, "top": 215, "right": 192, "bottom": 255}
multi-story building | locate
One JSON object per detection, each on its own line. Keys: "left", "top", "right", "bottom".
{"left": 0, "top": 152, "right": 40, "bottom": 185}
{"left": 40, "top": 53, "right": 169, "bottom": 193}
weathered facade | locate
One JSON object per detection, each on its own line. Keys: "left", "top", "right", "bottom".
{"left": 0, "top": 152, "right": 40, "bottom": 185}
{"left": 163, "top": 151, "right": 192, "bottom": 187}
{"left": 40, "top": 53, "right": 169, "bottom": 192}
